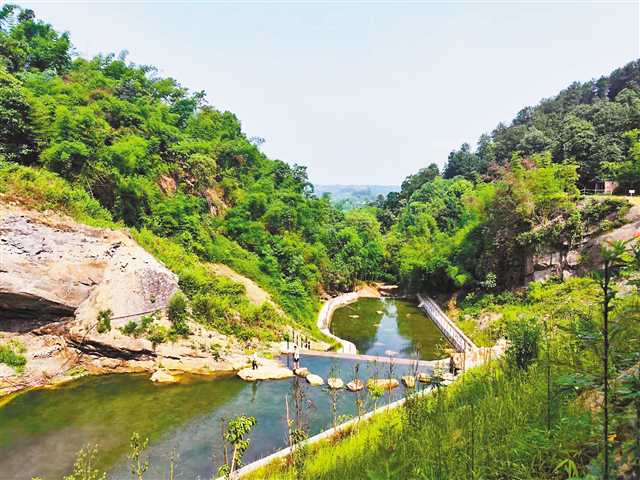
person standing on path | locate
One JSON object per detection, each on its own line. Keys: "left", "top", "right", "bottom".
{"left": 293, "top": 345, "right": 300, "bottom": 369}
{"left": 251, "top": 352, "right": 258, "bottom": 370}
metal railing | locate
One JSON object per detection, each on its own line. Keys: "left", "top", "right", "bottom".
{"left": 417, "top": 294, "right": 476, "bottom": 352}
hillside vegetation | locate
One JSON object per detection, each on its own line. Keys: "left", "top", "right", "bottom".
{"left": 0, "top": 5, "right": 387, "bottom": 338}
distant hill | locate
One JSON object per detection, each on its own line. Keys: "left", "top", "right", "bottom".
{"left": 314, "top": 184, "right": 398, "bottom": 210}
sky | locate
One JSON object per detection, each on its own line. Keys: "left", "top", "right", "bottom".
{"left": 18, "top": 1, "right": 640, "bottom": 185}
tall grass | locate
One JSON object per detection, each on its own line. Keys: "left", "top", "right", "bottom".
{"left": 251, "top": 362, "right": 598, "bottom": 479}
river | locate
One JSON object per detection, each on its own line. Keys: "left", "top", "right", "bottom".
{"left": 0, "top": 297, "right": 447, "bottom": 479}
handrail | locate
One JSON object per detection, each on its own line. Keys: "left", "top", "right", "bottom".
{"left": 417, "top": 294, "right": 476, "bottom": 352}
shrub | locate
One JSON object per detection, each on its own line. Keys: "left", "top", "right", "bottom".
{"left": 96, "top": 309, "right": 113, "bottom": 334}
{"left": 146, "top": 324, "right": 168, "bottom": 346}
{"left": 168, "top": 291, "right": 190, "bottom": 337}
{"left": 121, "top": 320, "right": 138, "bottom": 336}
{"left": 0, "top": 339, "right": 27, "bottom": 372}
{"left": 505, "top": 315, "right": 541, "bottom": 370}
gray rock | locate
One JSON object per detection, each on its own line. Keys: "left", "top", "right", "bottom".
{"left": 0, "top": 207, "right": 179, "bottom": 334}
{"left": 327, "top": 377, "right": 343, "bottom": 389}
{"left": 238, "top": 366, "right": 294, "bottom": 381}
{"left": 401, "top": 376, "right": 416, "bottom": 388}
{"left": 346, "top": 379, "right": 364, "bottom": 391}
{"left": 306, "top": 373, "right": 324, "bottom": 386}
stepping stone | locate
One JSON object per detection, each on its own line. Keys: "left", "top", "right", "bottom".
{"left": 346, "top": 379, "right": 364, "bottom": 392}
{"left": 327, "top": 377, "right": 344, "bottom": 389}
{"left": 238, "top": 366, "right": 293, "bottom": 381}
{"left": 417, "top": 372, "right": 431, "bottom": 383}
{"left": 401, "top": 376, "right": 416, "bottom": 388}
{"left": 367, "top": 378, "right": 399, "bottom": 390}
{"left": 294, "top": 367, "right": 309, "bottom": 378}
{"left": 306, "top": 374, "right": 324, "bottom": 386}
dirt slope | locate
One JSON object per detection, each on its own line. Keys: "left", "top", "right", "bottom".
{"left": 209, "top": 263, "right": 284, "bottom": 314}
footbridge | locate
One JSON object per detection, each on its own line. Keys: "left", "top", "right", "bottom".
{"left": 416, "top": 294, "right": 476, "bottom": 352}
{"left": 298, "top": 349, "right": 444, "bottom": 369}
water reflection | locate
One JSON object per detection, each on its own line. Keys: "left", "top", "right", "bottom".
{"left": 330, "top": 298, "right": 447, "bottom": 360}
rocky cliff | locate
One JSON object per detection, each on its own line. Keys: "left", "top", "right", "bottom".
{"left": 0, "top": 204, "right": 250, "bottom": 396}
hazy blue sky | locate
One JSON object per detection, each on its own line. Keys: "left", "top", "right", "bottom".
{"left": 20, "top": 1, "right": 639, "bottom": 185}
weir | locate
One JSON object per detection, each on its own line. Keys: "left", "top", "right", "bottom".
{"left": 299, "top": 349, "right": 444, "bottom": 368}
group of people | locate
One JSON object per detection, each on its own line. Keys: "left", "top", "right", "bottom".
{"left": 249, "top": 343, "right": 302, "bottom": 371}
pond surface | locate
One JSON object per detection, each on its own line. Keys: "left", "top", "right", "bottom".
{"left": 0, "top": 356, "right": 427, "bottom": 480}
{"left": 330, "top": 298, "right": 448, "bottom": 360}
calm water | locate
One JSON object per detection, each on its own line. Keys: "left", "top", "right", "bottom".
{"left": 0, "top": 356, "right": 426, "bottom": 480}
{"left": 330, "top": 298, "right": 448, "bottom": 360}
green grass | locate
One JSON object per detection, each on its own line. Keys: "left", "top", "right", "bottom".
{"left": 250, "top": 362, "right": 597, "bottom": 480}
{"left": 0, "top": 340, "right": 27, "bottom": 373}
{"left": 0, "top": 161, "right": 116, "bottom": 228}
{"left": 453, "top": 277, "right": 600, "bottom": 347}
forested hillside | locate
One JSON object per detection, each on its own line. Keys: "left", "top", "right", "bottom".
{"left": 314, "top": 184, "right": 398, "bottom": 210}
{"left": 372, "top": 60, "right": 640, "bottom": 292}
{"left": 0, "top": 5, "right": 386, "bottom": 336}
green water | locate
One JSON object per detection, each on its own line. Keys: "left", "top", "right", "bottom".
{"left": 330, "top": 298, "right": 448, "bottom": 360}
{"left": 0, "top": 356, "right": 425, "bottom": 480}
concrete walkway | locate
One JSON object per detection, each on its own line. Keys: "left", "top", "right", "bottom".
{"left": 299, "top": 349, "right": 444, "bottom": 369}
{"left": 316, "top": 292, "right": 358, "bottom": 354}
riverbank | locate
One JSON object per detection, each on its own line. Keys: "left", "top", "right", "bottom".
{"left": 316, "top": 283, "right": 396, "bottom": 354}
{"left": 0, "top": 285, "right": 381, "bottom": 401}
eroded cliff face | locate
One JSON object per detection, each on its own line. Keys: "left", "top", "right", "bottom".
{"left": 0, "top": 205, "right": 178, "bottom": 325}
{"left": 524, "top": 203, "right": 640, "bottom": 284}
{"left": 0, "top": 205, "right": 249, "bottom": 396}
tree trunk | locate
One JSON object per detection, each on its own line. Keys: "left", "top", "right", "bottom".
{"left": 603, "top": 266, "right": 610, "bottom": 480}
{"left": 635, "top": 399, "right": 639, "bottom": 480}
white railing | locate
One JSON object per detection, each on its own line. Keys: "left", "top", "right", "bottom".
{"left": 417, "top": 294, "right": 476, "bottom": 352}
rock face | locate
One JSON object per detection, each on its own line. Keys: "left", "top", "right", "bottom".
{"left": 346, "top": 379, "right": 364, "bottom": 392}
{"left": 368, "top": 378, "right": 399, "bottom": 390}
{"left": 401, "top": 376, "right": 416, "bottom": 388}
{"left": 0, "top": 205, "right": 250, "bottom": 397}
{"left": 306, "top": 373, "right": 324, "bottom": 386}
{"left": 237, "top": 366, "right": 293, "bottom": 381}
{"left": 294, "top": 367, "right": 309, "bottom": 378}
{"left": 150, "top": 369, "right": 177, "bottom": 383}
{"left": 327, "top": 377, "right": 343, "bottom": 389}
{"left": 0, "top": 206, "right": 178, "bottom": 332}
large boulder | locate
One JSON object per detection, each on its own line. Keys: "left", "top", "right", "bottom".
{"left": 306, "top": 373, "right": 324, "bottom": 386}
{"left": 150, "top": 369, "right": 178, "bottom": 383}
{"left": 237, "top": 366, "right": 293, "bottom": 381}
{"left": 294, "top": 367, "right": 309, "bottom": 378}
{"left": 0, "top": 206, "right": 179, "bottom": 333}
